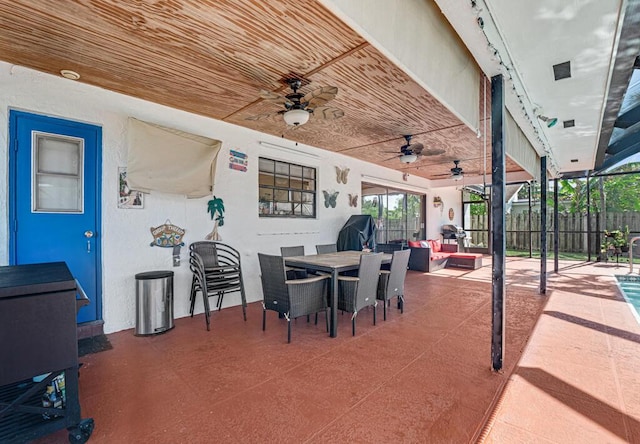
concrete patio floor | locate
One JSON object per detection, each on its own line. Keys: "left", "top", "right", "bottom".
{"left": 482, "top": 259, "right": 640, "bottom": 443}
{"left": 35, "top": 258, "right": 640, "bottom": 443}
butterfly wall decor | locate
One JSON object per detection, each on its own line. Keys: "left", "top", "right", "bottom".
{"left": 323, "top": 190, "right": 339, "bottom": 208}
{"left": 335, "top": 166, "right": 349, "bottom": 184}
{"left": 348, "top": 194, "right": 358, "bottom": 207}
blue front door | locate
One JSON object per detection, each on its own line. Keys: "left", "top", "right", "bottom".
{"left": 9, "top": 110, "right": 102, "bottom": 324}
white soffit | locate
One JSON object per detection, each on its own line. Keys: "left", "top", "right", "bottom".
{"left": 320, "top": 0, "right": 481, "bottom": 132}
{"left": 435, "top": 0, "right": 625, "bottom": 175}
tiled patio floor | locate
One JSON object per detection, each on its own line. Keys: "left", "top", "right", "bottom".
{"left": 35, "top": 258, "right": 640, "bottom": 443}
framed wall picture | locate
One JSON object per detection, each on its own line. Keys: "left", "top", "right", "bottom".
{"left": 118, "top": 167, "right": 144, "bottom": 209}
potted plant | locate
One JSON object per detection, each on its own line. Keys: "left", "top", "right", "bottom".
{"left": 619, "top": 226, "right": 630, "bottom": 253}
{"left": 602, "top": 228, "right": 629, "bottom": 255}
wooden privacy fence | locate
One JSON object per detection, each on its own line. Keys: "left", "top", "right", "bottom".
{"left": 469, "top": 211, "right": 640, "bottom": 254}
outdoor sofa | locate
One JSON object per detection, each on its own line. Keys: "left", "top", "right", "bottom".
{"left": 407, "top": 240, "right": 483, "bottom": 272}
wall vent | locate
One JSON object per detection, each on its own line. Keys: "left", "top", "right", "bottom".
{"left": 553, "top": 61, "right": 571, "bottom": 80}
{"left": 563, "top": 119, "right": 575, "bottom": 128}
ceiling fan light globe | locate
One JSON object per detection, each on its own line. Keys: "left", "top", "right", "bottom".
{"left": 399, "top": 153, "right": 418, "bottom": 164}
{"left": 283, "top": 109, "right": 309, "bottom": 126}
{"left": 451, "top": 173, "right": 464, "bottom": 181}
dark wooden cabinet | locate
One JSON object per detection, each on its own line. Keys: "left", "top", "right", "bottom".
{"left": 0, "top": 262, "right": 93, "bottom": 443}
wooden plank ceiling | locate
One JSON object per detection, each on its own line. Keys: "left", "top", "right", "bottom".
{"left": 0, "top": 0, "right": 525, "bottom": 181}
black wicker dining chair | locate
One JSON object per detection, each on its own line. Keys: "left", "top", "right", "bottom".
{"left": 337, "top": 253, "right": 384, "bottom": 336}
{"left": 258, "top": 253, "right": 330, "bottom": 343}
{"left": 316, "top": 244, "right": 338, "bottom": 254}
{"left": 189, "top": 241, "right": 247, "bottom": 331}
{"left": 280, "top": 245, "right": 308, "bottom": 279}
{"left": 376, "top": 249, "right": 410, "bottom": 320}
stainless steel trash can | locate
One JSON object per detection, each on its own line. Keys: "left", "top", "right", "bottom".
{"left": 135, "top": 270, "right": 174, "bottom": 336}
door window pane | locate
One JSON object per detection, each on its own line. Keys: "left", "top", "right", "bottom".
{"left": 33, "top": 133, "right": 83, "bottom": 212}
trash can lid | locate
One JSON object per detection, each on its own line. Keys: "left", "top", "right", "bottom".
{"left": 135, "top": 270, "right": 174, "bottom": 280}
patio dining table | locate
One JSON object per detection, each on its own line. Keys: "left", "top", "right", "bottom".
{"left": 284, "top": 250, "right": 392, "bottom": 337}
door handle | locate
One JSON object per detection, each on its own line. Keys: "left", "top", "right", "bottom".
{"left": 84, "top": 230, "right": 94, "bottom": 253}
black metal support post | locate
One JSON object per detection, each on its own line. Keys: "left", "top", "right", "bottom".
{"left": 540, "top": 157, "right": 547, "bottom": 294}
{"left": 586, "top": 174, "right": 591, "bottom": 261}
{"left": 490, "top": 74, "right": 506, "bottom": 372}
{"left": 528, "top": 182, "right": 533, "bottom": 258}
{"left": 553, "top": 178, "right": 559, "bottom": 272}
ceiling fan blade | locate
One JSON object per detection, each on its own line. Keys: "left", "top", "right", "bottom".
{"left": 407, "top": 142, "right": 424, "bottom": 154}
{"left": 303, "top": 86, "right": 338, "bottom": 108}
{"left": 421, "top": 147, "right": 446, "bottom": 156}
{"left": 259, "top": 89, "right": 292, "bottom": 105}
{"left": 245, "top": 112, "right": 281, "bottom": 121}
{"left": 312, "top": 106, "right": 344, "bottom": 120}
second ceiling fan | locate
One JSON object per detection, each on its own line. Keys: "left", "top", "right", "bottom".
{"left": 431, "top": 160, "right": 468, "bottom": 180}
{"left": 246, "top": 78, "right": 344, "bottom": 127}
{"left": 388, "top": 135, "right": 445, "bottom": 164}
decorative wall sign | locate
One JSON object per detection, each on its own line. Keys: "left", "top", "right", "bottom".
{"left": 322, "top": 190, "right": 339, "bottom": 208}
{"left": 229, "top": 149, "right": 248, "bottom": 172}
{"left": 335, "top": 166, "right": 349, "bottom": 184}
{"left": 348, "top": 193, "right": 358, "bottom": 207}
{"left": 118, "top": 167, "right": 144, "bottom": 209}
{"left": 448, "top": 208, "right": 455, "bottom": 221}
{"left": 150, "top": 220, "right": 185, "bottom": 247}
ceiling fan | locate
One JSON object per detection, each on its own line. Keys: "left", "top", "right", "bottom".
{"left": 387, "top": 135, "right": 445, "bottom": 164}
{"left": 246, "top": 79, "right": 344, "bottom": 127}
{"left": 431, "top": 160, "right": 467, "bottom": 180}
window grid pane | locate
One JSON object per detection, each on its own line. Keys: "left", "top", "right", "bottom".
{"left": 258, "top": 157, "right": 316, "bottom": 218}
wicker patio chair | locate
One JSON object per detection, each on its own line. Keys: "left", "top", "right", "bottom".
{"left": 258, "top": 253, "right": 330, "bottom": 343}
{"left": 316, "top": 244, "right": 338, "bottom": 254}
{"left": 337, "top": 253, "right": 384, "bottom": 336}
{"left": 189, "top": 241, "right": 247, "bottom": 331}
{"left": 376, "top": 249, "right": 410, "bottom": 320}
{"left": 280, "top": 245, "right": 308, "bottom": 279}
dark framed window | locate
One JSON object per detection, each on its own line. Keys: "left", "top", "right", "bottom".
{"left": 258, "top": 157, "right": 316, "bottom": 218}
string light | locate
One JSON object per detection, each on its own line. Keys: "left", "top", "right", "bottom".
{"left": 470, "top": 0, "right": 559, "bottom": 176}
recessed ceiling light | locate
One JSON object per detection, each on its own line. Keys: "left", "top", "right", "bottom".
{"left": 553, "top": 61, "right": 571, "bottom": 81}
{"left": 570, "top": 159, "right": 579, "bottom": 163}
{"left": 60, "top": 69, "right": 80, "bottom": 80}
{"left": 563, "top": 120, "right": 575, "bottom": 128}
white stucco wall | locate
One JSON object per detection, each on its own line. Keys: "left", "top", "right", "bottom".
{"left": 426, "top": 186, "right": 463, "bottom": 239}
{"left": 0, "top": 62, "right": 458, "bottom": 333}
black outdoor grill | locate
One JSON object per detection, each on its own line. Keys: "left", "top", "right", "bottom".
{"left": 0, "top": 262, "right": 94, "bottom": 444}
{"left": 442, "top": 224, "right": 467, "bottom": 250}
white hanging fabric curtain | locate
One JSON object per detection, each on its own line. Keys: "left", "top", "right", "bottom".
{"left": 505, "top": 110, "right": 541, "bottom": 181}
{"left": 127, "top": 118, "right": 221, "bottom": 198}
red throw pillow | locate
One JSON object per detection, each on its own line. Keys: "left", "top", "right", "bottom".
{"left": 408, "top": 241, "right": 422, "bottom": 248}
{"left": 432, "top": 240, "right": 442, "bottom": 252}
{"left": 427, "top": 240, "right": 436, "bottom": 251}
